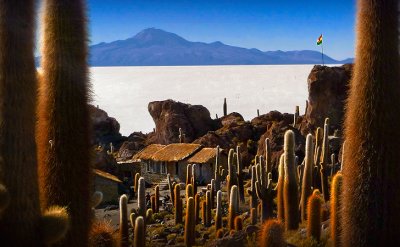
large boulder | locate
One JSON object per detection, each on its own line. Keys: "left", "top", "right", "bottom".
{"left": 116, "top": 132, "right": 147, "bottom": 161}
{"left": 148, "top": 99, "right": 220, "bottom": 144}
{"left": 303, "top": 64, "right": 352, "bottom": 133}
{"left": 89, "top": 105, "right": 127, "bottom": 149}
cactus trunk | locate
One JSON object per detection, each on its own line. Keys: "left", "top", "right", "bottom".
{"left": 174, "top": 184, "right": 182, "bottom": 224}
{"left": 330, "top": 173, "right": 343, "bottom": 247}
{"left": 138, "top": 177, "right": 146, "bottom": 217}
{"left": 133, "top": 216, "right": 145, "bottom": 247}
{"left": 119, "top": 195, "right": 129, "bottom": 247}
{"left": 184, "top": 197, "right": 195, "bottom": 247}
{"left": 300, "top": 134, "right": 314, "bottom": 222}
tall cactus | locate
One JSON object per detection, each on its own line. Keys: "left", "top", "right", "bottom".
{"left": 255, "top": 142, "right": 275, "bottom": 221}
{"left": 186, "top": 164, "right": 192, "bottom": 185}
{"left": 236, "top": 146, "right": 245, "bottom": 203}
{"left": 186, "top": 184, "right": 194, "bottom": 202}
{"left": 277, "top": 154, "right": 285, "bottom": 222}
{"left": 119, "top": 195, "right": 129, "bottom": 247}
{"left": 133, "top": 216, "right": 145, "bottom": 247}
{"left": 201, "top": 201, "right": 207, "bottom": 226}
{"left": 134, "top": 173, "right": 140, "bottom": 195}
{"left": 258, "top": 219, "right": 285, "bottom": 247}
{"left": 215, "top": 190, "right": 222, "bottom": 230}
{"left": 320, "top": 119, "right": 330, "bottom": 201}
{"left": 228, "top": 185, "right": 239, "bottom": 230}
{"left": 247, "top": 165, "right": 258, "bottom": 210}
{"left": 192, "top": 164, "right": 197, "bottom": 195}
{"left": 167, "top": 173, "right": 175, "bottom": 206}
{"left": 195, "top": 193, "right": 200, "bottom": 224}
{"left": 184, "top": 197, "right": 195, "bottom": 247}
{"left": 154, "top": 185, "right": 160, "bottom": 213}
{"left": 300, "top": 134, "right": 314, "bottom": 222}
{"left": 0, "top": 0, "right": 68, "bottom": 245}
{"left": 265, "top": 138, "right": 272, "bottom": 175}
{"left": 250, "top": 208, "right": 257, "bottom": 225}
{"left": 234, "top": 216, "right": 243, "bottom": 231}
{"left": 307, "top": 194, "right": 321, "bottom": 241}
{"left": 214, "top": 146, "right": 223, "bottom": 192}
{"left": 210, "top": 179, "right": 215, "bottom": 209}
{"left": 342, "top": 1, "right": 400, "bottom": 246}
{"left": 223, "top": 98, "right": 227, "bottom": 116}
{"left": 283, "top": 130, "right": 299, "bottom": 230}
{"left": 137, "top": 177, "right": 146, "bottom": 218}
{"left": 174, "top": 184, "right": 182, "bottom": 224}
{"left": 36, "top": 0, "right": 92, "bottom": 245}
{"left": 227, "top": 148, "right": 237, "bottom": 200}
{"left": 330, "top": 173, "right": 343, "bottom": 247}
{"left": 205, "top": 190, "right": 212, "bottom": 227}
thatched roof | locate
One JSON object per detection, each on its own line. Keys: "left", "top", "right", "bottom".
{"left": 187, "top": 148, "right": 220, "bottom": 164}
{"left": 151, "top": 143, "right": 202, "bottom": 162}
{"left": 132, "top": 144, "right": 166, "bottom": 160}
{"left": 94, "top": 169, "right": 122, "bottom": 183}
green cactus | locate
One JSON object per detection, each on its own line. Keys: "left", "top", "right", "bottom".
{"left": 201, "top": 201, "right": 207, "bottom": 226}
{"left": 214, "top": 146, "right": 223, "bottom": 192}
{"left": 293, "top": 106, "right": 300, "bottom": 126}
{"left": 227, "top": 149, "right": 237, "bottom": 200}
{"left": 119, "top": 195, "right": 129, "bottom": 247}
{"left": 205, "top": 190, "right": 212, "bottom": 227}
{"left": 236, "top": 146, "right": 245, "bottom": 203}
{"left": 133, "top": 216, "right": 145, "bottom": 247}
{"left": 300, "top": 134, "right": 314, "bottom": 222}
{"left": 186, "top": 184, "right": 194, "bottom": 202}
{"left": 195, "top": 193, "right": 200, "bottom": 224}
{"left": 210, "top": 179, "right": 215, "bottom": 209}
{"left": 129, "top": 213, "right": 137, "bottom": 231}
{"left": 234, "top": 216, "right": 243, "bottom": 231}
{"left": 150, "top": 196, "right": 156, "bottom": 213}
{"left": 255, "top": 148, "right": 275, "bottom": 221}
{"left": 330, "top": 172, "right": 343, "bottom": 247}
{"left": 186, "top": 164, "right": 192, "bottom": 185}
{"left": 215, "top": 190, "right": 222, "bottom": 230}
{"left": 134, "top": 173, "right": 140, "bottom": 194}
{"left": 265, "top": 138, "right": 272, "bottom": 175}
{"left": 138, "top": 177, "right": 146, "bottom": 218}
{"left": 228, "top": 185, "right": 239, "bottom": 230}
{"left": 320, "top": 120, "right": 330, "bottom": 201}
{"left": 167, "top": 173, "right": 175, "bottom": 207}
{"left": 223, "top": 98, "right": 227, "bottom": 116}
{"left": 247, "top": 165, "right": 258, "bottom": 210}
{"left": 174, "top": 184, "right": 182, "bottom": 224}
{"left": 146, "top": 208, "right": 153, "bottom": 223}
{"left": 307, "top": 194, "right": 322, "bottom": 241}
{"left": 0, "top": 1, "right": 69, "bottom": 244}
{"left": 192, "top": 164, "right": 197, "bottom": 195}
{"left": 184, "top": 197, "right": 195, "bottom": 247}
{"left": 250, "top": 207, "right": 257, "bottom": 225}
{"left": 283, "top": 130, "right": 299, "bottom": 230}
{"left": 258, "top": 219, "right": 285, "bottom": 247}
{"left": 277, "top": 154, "right": 285, "bottom": 222}
{"left": 155, "top": 185, "right": 160, "bottom": 213}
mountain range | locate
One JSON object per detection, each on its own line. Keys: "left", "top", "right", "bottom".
{"left": 38, "top": 28, "right": 354, "bottom": 66}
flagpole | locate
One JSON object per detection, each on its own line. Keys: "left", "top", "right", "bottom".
{"left": 321, "top": 37, "right": 325, "bottom": 66}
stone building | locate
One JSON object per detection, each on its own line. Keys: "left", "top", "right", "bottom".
{"left": 93, "top": 169, "right": 122, "bottom": 204}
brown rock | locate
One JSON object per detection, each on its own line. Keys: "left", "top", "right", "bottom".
{"left": 148, "top": 99, "right": 219, "bottom": 144}
{"left": 304, "top": 64, "right": 352, "bottom": 133}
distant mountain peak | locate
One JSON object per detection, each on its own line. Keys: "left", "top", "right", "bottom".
{"left": 131, "top": 28, "right": 188, "bottom": 46}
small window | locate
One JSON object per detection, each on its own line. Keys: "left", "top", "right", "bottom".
{"left": 146, "top": 162, "right": 150, "bottom": 172}
{"left": 161, "top": 163, "right": 166, "bottom": 174}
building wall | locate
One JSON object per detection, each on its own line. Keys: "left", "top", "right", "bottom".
{"left": 94, "top": 176, "right": 119, "bottom": 204}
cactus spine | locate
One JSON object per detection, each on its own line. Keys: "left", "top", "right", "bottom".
{"left": 184, "top": 197, "right": 195, "bottom": 247}
{"left": 174, "top": 184, "right": 182, "bottom": 224}
{"left": 119, "top": 195, "right": 129, "bottom": 247}
{"left": 228, "top": 185, "right": 239, "bottom": 230}
{"left": 154, "top": 185, "right": 160, "bottom": 213}
{"left": 227, "top": 148, "right": 237, "bottom": 200}
{"left": 307, "top": 194, "right": 321, "bottom": 241}
{"left": 331, "top": 173, "right": 343, "bottom": 247}
{"left": 283, "top": 130, "right": 299, "bottom": 230}
{"left": 300, "top": 134, "right": 314, "bottom": 222}
{"left": 36, "top": 0, "right": 92, "bottom": 245}
{"left": 138, "top": 177, "right": 146, "bottom": 217}
{"left": 236, "top": 146, "right": 245, "bottom": 203}
{"left": 258, "top": 220, "right": 285, "bottom": 247}
{"left": 255, "top": 140, "right": 275, "bottom": 221}
{"left": 133, "top": 216, "right": 145, "bottom": 247}
{"left": 277, "top": 154, "right": 285, "bottom": 222}
{"left": 342, "top": 0, "right": 400, "bottom": 246}
{"left": 215, "top": 190, "right": 222, "bottom": 230}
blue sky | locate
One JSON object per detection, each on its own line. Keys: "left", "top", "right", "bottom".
{"left": 85, "top": 0, "right": 355, "bottom": 60}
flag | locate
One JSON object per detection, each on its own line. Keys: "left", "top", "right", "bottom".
{"left": 316, "top": 34, "right": 323, "bottom": 45}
